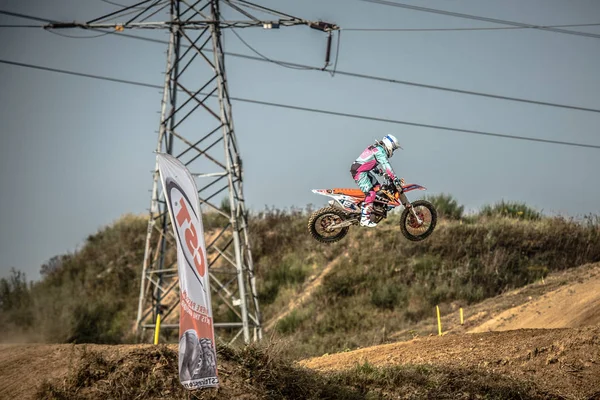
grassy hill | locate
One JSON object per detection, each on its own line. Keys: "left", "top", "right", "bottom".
{"left": 255, "top": 209, "right": 600, "bottom": 358}
{"left": 1, "top": 199, "right": 599, "bottom": 361}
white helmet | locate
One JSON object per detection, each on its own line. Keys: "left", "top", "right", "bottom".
{"left": 380, "top": 134, "right": 402, "bottom": 157}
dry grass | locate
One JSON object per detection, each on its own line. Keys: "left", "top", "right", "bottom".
{"left": 34, "top": 341, "right": 554, "bottom": 400}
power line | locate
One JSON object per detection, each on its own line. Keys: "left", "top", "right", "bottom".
{"left": 100, "top": 0, "right": 148, "bottom": 10}
{"left": 87, "top": 0, "right": 154, "bottom": 24}
{"left": 47, "top": 30, "right": 114, "bottom": 39}
{"left": 5, "top": 9, "right": 599, "bottom": 34}
{"left": 0, "top": 59, "right": 161, "bottom": 89}
{"left": 230, "top": 28, "right": 315, "bottom": 70}
{"left": 76, "top": 33, "right": 600, "bottom": 113}
{"left": 230, "top": 0, "right": 303, "bottom": 21}
{"left": 6, "top": 21, "right": 600, "bottom": 32}
{"left": 94, "top": 2, "right": 163, "bottom": 24}
{"left": 343, "top": 23, "right": 600, "bottom": 32}
{"left": 0, "top": 10, "right": 57, "bottom": 24}
{"left": 1, "top": 58, "right": 598, "bottom": 150}
{"left": 3, "top": 9, "right": 600, "bottom": 114}
{"left": 0, "top": 24, "right": 44, "bottom": 28}
{"left": 331, "top": 29, "right": 341, "bottom": 76}
{"left": 362, "top": 0, "right": 600, "bottom": 39}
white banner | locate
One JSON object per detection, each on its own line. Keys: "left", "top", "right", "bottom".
{"left": 156, "top": 153, "right": 218, "bottom": 390}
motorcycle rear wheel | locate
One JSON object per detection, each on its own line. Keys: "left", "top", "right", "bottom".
{"left": 308, "top": 207, "right": 351, "bottom": 243}
{"left": 400, "top": 200, "right": 437, "bottom": 241}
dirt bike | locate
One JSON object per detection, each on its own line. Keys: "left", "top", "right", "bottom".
{"left": 308, "top": 176, "right": 437, "bottom": 243}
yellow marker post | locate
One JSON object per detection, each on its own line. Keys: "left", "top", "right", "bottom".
{"left": 436, "top": 306, "right": 442, "bottom": 336}
{"left": 460, "top": 308, "right": 464, "bottom": 325}
{"left": 154, "top": 314, "right": 161, "bottom": 345}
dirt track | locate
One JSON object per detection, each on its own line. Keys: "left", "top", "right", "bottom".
{"left": 300, "top": 326, "right": 600, "bottom": 399}
{"left": 299, "top": 263, "right": 600, "bottom": 399}
{"left": 2, "top": 264, "right": 600, "bottom": 399}
{"left": 2, "top": 327, "right": 599, "bottom": 400}
{"left": 469, "top": 268, "right": 600, "bottom": 333}
{"left": 0, "top": 343, "right": 76, "bottom": 400}
{"left": 0, "top": 344, "right": 154, "bottom": 400}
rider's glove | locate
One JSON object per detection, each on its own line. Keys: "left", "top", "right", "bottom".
{"left": 394, "top": 177, "right": 406, "bottom": 190}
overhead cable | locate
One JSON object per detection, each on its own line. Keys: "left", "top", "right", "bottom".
{"left": 2, "top": 9, "right": 600, "bottom": 113}
{"left": 0, "top": 24, "right": 44, "bottom": 28}
{"left": 361, "top": 0, "right": 600, "bottom": 39}
{"left": 343, "top": 23, "right": 600, "bottom": 32}
{"left": 1, "top": 58, "right": 598, "bottom": 150}
{"left": 100, "top": 0, "right": 148, "bottom": 10}
{"left": 230, "top": 28, "right": 314, "bottom": 70}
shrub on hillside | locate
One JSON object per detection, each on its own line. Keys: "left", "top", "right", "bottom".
{"left": 282, "top": 214, "right": 600, "bottom": 358}
{"left": 424, "top": 193, "right": 464, "bottom": 220}
{"left": 480, "top": 200, "right": 541, "bottom": 220}
{"left": 0, "top": 269, "right": 33, "bottom": 332}
{"left": 258, "top": 253, "right": 311, "bottom": 305}
{"left": 0, "top": 214, "right": 148, "bottom": 344}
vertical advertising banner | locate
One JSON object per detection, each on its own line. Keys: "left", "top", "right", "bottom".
{"left": 156, "top": 153, "right": 218, "bottom": 390}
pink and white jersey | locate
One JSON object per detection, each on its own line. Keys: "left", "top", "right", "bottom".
{"left": 351, "top": 145, "right": 396, "bottom": 180}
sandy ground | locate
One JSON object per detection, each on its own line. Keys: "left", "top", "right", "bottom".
{"left": 469, "top": 269, "right": 600, "bottom": 333}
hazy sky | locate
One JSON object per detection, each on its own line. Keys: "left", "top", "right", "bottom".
{"left": 1, "top": 0, "right": 599, "bottom": 281}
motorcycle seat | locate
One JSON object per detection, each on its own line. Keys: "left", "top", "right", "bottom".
{"left": 332, "top": 188, "right": 366, "bottom": 198}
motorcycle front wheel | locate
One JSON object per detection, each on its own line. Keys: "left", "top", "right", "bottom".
{"left": 400, "top": 200, "right": 437, "bottom": 241}
{"left": 308, "top": 207, "right": 351, "bottom": 243}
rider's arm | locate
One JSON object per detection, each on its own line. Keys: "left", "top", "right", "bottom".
{"left": 374, "top": 147, "right": 396, "bottom": 180}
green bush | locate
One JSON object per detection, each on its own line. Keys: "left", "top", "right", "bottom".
{"left": 370, "top": 282, "right": 407, "bottom": 310}
{"left": 321, "top": 268, "right": 365, "bottom": 298}
{"left": 275, "top": 310, "right": 308, "bottom": 334}
{"left": 202, "top": 211, "right": 229, "bottom": 230}
{"left": 0, "top": 214, "right": 148, "bottom": 343}
{"left": 0, "top": 269, "right": 33, "bottom": 330}
{"left": 424, "top": 193, "right": 464, "bottom": 220}
{"left": 258, "top": 254, "right": 311, "bottom": 305}
{"left": 480, "top": 200, "right": 541, "bottom": 220}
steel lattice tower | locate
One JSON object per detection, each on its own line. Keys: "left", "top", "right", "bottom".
{"left": 137, "top": 0, "right": 263, "bottom": 345}
{"left": 47, "top": 0, "right": 337, "bottom": 344}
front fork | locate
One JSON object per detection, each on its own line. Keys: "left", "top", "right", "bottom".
{"left": 399, "top": 191, "right": 423, "bottom": 225}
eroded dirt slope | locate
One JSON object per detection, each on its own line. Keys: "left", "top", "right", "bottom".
{"left": 469, "top": 266, "right": 600, "bottom": 333}
{"left": 301, "top": 325, "right": 600, "bottom": 399}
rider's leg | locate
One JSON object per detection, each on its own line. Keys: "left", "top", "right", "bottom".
{"left": 355, "top": 172, "right": 378, "bottom": 227}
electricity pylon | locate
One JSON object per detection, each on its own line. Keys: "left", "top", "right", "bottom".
{"left": 46, "top": 0, "right": 337, "bottom": 344}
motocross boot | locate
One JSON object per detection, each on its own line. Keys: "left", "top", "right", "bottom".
{"left": 360, "top": 203, "right": 377, "bottom": 227}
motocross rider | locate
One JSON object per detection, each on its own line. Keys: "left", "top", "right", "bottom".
{"left": 350, "top": 134, "right": 404, "bottom": 227}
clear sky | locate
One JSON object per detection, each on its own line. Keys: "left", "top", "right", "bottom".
{"left": 1, "top": 0, "right": 599, "bottom": 281}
